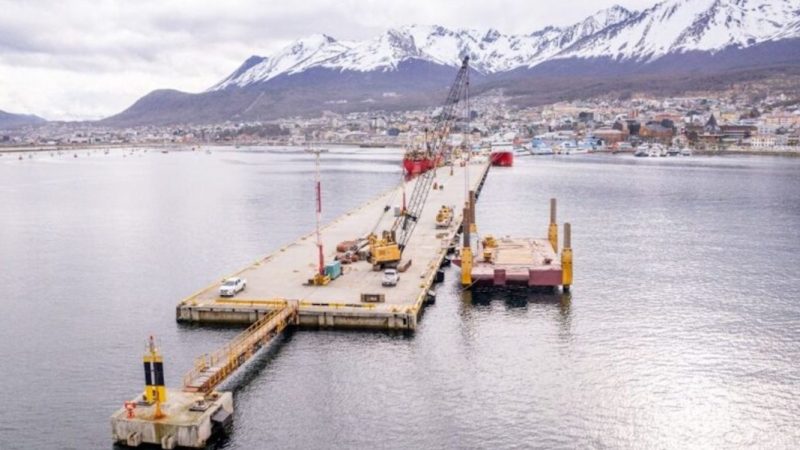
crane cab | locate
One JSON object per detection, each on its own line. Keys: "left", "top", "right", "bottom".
{"left": 368, "top": 231, "right": 402, "bottom": 270}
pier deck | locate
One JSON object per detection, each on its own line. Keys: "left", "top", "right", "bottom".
{"left": 177, "top": 158, "right": 491, "bottom": 330}
{"left": 470, "top": 237, "right": 563, "bottom": 286}
{"left": 111, "top": 390, "right": 233, "bottom": 449}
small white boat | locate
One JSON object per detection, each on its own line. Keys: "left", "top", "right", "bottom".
{"left": 559, "top": 141, "right": 586, "bottom": 155}
{"left": 680, "top": 147, "right": 693, "bottom": 156}
{"left": 514, "top": 145, "right": 531, "bottom": 156}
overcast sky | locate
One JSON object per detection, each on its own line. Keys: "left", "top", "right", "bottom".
{"left": 0, "top": 0, "right": 657, "bottom": 121}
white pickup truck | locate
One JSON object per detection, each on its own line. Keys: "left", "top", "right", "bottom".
{"left": 219, "top": 277, "right": 246, "bottom": 297}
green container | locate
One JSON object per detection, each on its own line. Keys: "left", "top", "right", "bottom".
{"left": 324, "top": 261, "right": 342, "bottom": 280}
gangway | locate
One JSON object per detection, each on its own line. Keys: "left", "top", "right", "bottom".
{"left": 182, "top": 302, "right": 298, "bottom": 393}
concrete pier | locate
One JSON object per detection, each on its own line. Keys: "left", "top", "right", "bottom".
{"left": 111, "top": 390, "right": 233, "bottom": 449}
{"left": 176, "top": 157, "right": 492, "bottom": 330}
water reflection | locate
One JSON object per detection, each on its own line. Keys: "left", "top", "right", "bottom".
{"left": 462, "top": 285, "right": 569, "bottom": 307}
{"left": 461, "top": 286, "right": 573, "bottom": 332}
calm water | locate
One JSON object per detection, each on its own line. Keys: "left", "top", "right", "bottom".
{"left": 1, "top": 148, "right": 798, "bottom": 449}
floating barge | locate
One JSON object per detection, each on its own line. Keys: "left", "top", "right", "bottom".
{"left": 455, "top": 198, "right": 573, "bottom": 291}
{"left": 456, "top": 237, "right": 563, "bottom": 286}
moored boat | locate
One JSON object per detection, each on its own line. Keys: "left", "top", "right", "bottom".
{"left": 403, "top": 149, "right": 441, "bottom": 175}
{"left": 489, "top": 142, "right": 514, "bottom": 166}
{"left": 514, "top": 145, "right": 531, "bottom": 157}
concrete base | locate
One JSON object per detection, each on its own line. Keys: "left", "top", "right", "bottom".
{"left": 111, "top": 389, "right": 233, "bottom": 449}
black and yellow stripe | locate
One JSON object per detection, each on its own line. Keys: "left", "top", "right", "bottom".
{"left": 143, "top": 342, "right": 167, "bottom": 404}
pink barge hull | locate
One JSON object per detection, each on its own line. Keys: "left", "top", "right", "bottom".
{"left": 453, "top": 237, "right": 563, "bottom": 287}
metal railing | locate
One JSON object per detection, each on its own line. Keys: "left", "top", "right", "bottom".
{"left": 182, "top": 302, "right": 297, "bottom": 393}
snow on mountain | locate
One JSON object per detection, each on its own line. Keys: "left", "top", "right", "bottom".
{"left": 209, "top": 7, "right": 636, "bottom": 90}
{"left": 210, "top": 34, "right": 352, "bottom": 90}
{"left": 210, "top": 0, "right": 800, "bottom": 90}
{"left": 559, "top": 0, "right": 800, "bottom": 61}
{"left": 316, "top": 28, "right": 445, "bottom": 72}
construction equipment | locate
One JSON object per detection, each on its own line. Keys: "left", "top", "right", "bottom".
{"left": 368, "top": 56, "right": 471, "bottom": 269}
{"left": 435, "top": 205, "right": 454, "bottom": 229}
{"left": 482, "top": 234, "right": 497, "bottom": 262}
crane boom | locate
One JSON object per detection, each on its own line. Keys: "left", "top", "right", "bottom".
{"left": 392, "top": 56, "right": 470, "bottom": 251}
{"left": 368, "top": 57, "right": 470, "bottom": 269}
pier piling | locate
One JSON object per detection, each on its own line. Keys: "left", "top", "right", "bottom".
{"left": 562, "top": 222, "right": 572, "bottom": 292}
{"left": 549, "top": 198, "right": 558, "bottom": 252}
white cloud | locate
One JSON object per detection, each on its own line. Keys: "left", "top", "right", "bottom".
{"left": 0, "top": 0, "right": 655, "bottom": 121}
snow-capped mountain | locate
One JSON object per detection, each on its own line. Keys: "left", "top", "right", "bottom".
{"left": 106, "top": 0, "right": 800, "bottom": 126}
{"left": 211, "top": 34, "right": 353, "bottom": 89}
{"left": 210, "top": 0, "right": 799, "bottom": 91}
{"left": 558, "top": 0, "right": 800, "bottom": 61}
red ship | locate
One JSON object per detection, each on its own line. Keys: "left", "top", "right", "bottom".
{"left": 403, "top": 149, "right": 442, "bottom": 175}
{"left": 490, "top": 142, "right": 514, "bottom": 167}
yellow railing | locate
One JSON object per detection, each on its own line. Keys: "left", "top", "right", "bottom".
{"left": 182, "top": 303, "right": 297, "bottom": 393}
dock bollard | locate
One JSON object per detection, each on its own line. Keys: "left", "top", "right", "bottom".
{"left": 562, "top": 222, "right": 572, "bottom": 292}
{"left": 549, "top": 198, "right": 558, "bottom": 252}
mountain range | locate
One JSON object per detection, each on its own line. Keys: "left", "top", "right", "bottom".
{"left": 0, "top": 109, "right": 46, "bottom": 130}
{"left": 107, "top": 0, "right": 800, "bottom": 126}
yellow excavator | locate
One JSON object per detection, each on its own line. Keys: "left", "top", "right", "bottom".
{"left": 368, "top": 230, "right": 402, "bottom": 269}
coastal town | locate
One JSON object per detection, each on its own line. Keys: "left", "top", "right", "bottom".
{"left": 2, "top": 89, "right": 799, "bottom": 155}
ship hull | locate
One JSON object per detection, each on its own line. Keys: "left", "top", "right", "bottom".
{"left": 490, "top": 151, "right": 514, "bottom": 167}
{"left": 403, "top": 155, "right": 441, "bottom": 175}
